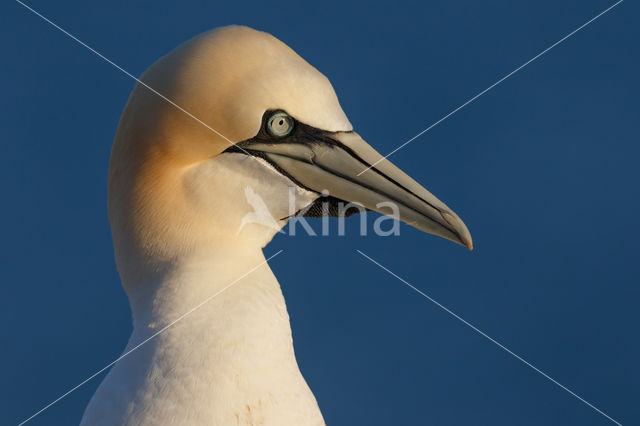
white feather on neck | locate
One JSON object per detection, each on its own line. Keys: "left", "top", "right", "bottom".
{"left": 82, "top": 155, "right": 322, "bottom": 425}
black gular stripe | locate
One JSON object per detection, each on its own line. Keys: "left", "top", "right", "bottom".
{"left": 223, "top": 110, "right": 457, "bottom": 234}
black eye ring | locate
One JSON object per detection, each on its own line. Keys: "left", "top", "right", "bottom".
{"left": 267, "top": 112, "right": 294, "bottom": 137}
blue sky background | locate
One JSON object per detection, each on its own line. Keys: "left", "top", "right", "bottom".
{"left": 1, "top": 1, "right": 638, "bottom": 425}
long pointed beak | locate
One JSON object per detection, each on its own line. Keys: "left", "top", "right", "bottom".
{"left": 231, "top": 131, "right": 472, "bottom": 249}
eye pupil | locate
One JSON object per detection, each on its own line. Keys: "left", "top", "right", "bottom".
{"left": 267, "top": 112, "right": 293, "bottom": 137}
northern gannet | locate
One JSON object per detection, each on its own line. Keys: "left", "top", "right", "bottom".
{"left": 81, "top": 25, "right": 471, "bottom": 426}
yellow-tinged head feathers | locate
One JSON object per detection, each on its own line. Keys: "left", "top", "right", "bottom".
{"left": 109, "top": 26, "right": 351, "bottom": 279}
{"left": 108, "top": 25, "right": 472, "bottom": 290}
{"left": 119, "top": 25, "right": 351, "bottom": 159}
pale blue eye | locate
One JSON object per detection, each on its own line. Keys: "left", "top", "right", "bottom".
{"left": 267, "top": 112, "right": 294, "bottom": 137}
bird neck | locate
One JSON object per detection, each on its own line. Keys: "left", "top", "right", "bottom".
{"left": 82, "top": 245, "right": 325, "bottom": 425}
{"left": 127, "top": 246, "right": 277, "bottom": 324}
{"left": 128, "top": 246, "right": 298, "bottom": 376}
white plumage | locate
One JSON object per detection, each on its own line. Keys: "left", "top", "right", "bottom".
{"left": 82, "top": 25, "right": 470, "bottom": 425}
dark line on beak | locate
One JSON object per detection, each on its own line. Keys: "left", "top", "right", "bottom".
{"left": 226, "top": 142, "right": 461, "bottom": 242}
{"left": 226, "top": 146, "right": 322, "bottom": 196}
{"left": 329, "top": 136, "right": 448, "bottom": 222}
{"left": 308, "top": 151, "right": 459, "bottom": 238}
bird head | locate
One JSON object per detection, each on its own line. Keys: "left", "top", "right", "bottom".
{"left": 108, "top": 25, "right": 471, "bottom": 284}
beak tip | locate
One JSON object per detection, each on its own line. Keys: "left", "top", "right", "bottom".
{"left": 441, "top": 210, "right": 473, "bottom": 251}
{"left": 460, "top": 227, "right": 473, "bottom": 251}
{"left": 458, "top": 231, "right": 473, "bottom": 251}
